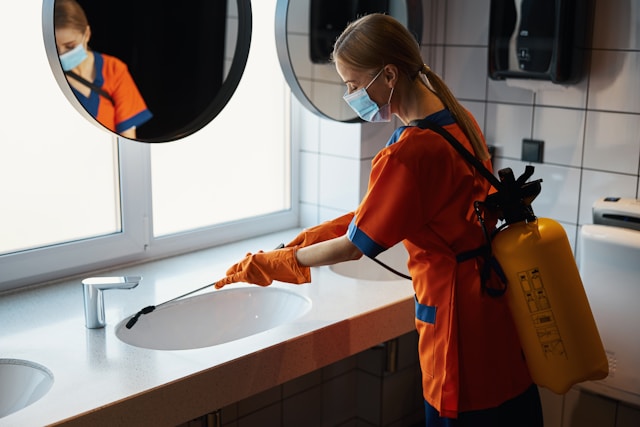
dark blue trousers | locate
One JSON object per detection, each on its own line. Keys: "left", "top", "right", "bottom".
{"left": 424, "top": 383, "right": 543, "bottom": 427}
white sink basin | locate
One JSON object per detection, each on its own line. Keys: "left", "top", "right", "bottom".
{"left": 330, "top": 243, "right": 411, "bottom": 281}
{"left": 0, "top": 359, "right": 53, "bottom": 418}
{"left": 116, "top": 287, "right": 312, "bottom": 350}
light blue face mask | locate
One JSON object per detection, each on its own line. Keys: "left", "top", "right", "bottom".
{"left": 59, "top": 42, "right": 88, "bottom": 72}
{"left": 343, "top": 68, "right": 394, "bottom": 122}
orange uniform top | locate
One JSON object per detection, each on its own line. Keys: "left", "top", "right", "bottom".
{"left": 70, "top": 52, "right": 152, "bottom": 134}
{"left": 347, "top": 110, "right": 532, "bottom": 418}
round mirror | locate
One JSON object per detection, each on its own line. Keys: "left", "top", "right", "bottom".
{"left": 42, "top": 0, "right": 252, "bottom": 143}
{"left": 275, "top": 0, "right": 423, "bottom": 122}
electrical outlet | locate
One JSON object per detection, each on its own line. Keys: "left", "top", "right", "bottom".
{"left": 522, "top": 139, "right": 544, "bottom": 163}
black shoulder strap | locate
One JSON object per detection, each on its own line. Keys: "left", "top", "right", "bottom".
{"left": 65, "top": 71, "right": 114, "bottom": 104}
{"left": 415, "top": 118, "right": 503, "bottom": 191}
{"left": 415, "top": 118, "right": 508, "bottom": 296}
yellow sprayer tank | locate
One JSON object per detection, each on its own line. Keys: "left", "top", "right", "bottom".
{"left": 492, "top": 217, "right": 609, "bottom": 394}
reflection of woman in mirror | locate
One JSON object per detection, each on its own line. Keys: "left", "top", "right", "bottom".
{"left": 54, "top": 0, "right": 152, "bottom": 139}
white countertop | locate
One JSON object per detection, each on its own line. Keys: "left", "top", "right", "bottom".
{"left": 0, "top": 230, "right": 415, "bottom": 426}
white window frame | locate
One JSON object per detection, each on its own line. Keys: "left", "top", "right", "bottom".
{"left": 1, "top": 114, "right": 297, "bottom": 292}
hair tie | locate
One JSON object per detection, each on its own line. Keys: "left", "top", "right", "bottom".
{"left": 423, "top": 64, "right": 431, "bottom": 75}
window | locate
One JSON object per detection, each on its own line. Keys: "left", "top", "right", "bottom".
{"left": 0, "top": 0, "right": 294, "bottom": 291}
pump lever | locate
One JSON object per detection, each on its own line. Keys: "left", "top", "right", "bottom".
{"left": 516, "top": 165, "right": 536, "bottom": 186}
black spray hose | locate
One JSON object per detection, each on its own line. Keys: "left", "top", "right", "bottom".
{"left": 370, "top": 257, "right": 412, "bottom": 280}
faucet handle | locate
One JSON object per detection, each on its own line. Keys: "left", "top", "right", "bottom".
{"left": 82, "top": 276, "right": 142, "bottom": 290}
{"left": 82, "top": 276, "right": 142, "bottom": 329}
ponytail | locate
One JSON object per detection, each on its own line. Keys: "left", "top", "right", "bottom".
{"left": 420, "top": 65, "right": 490, "bottom": 161}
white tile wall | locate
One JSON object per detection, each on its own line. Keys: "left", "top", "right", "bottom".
{"left": 583, "top": 111, "right": 640, "bottom": 174}
{"left": 532, "top": 106, "right": 585, "bottom": 167}
{"left": 531, "top": 163, "right": 582, "bottom": 223}
{"left": 591, "top": 0, "right": 640, "bottom": 50}
{"left": 319, "top": 120, "right": 361, "bottom": 158}
{"left": 420, "top": 45, "right": 446, "bottom": 76}
{"left": 485, "top": 103, "right": 534, "bottom": 158}
{"left": 293, "top": 100, "right": 321, "bottom": 152}
{"left": 318, "top": 155, "right": 361, "bottom": 211}
{"left": 588, "top": 50, "right": 640, "bottom": 114}
{"left": 443, "top": 46, "right": 488, "bottom": 100}
{"left": 535, "top": 78, "right": 588, "bottom": 109}
{"left": 299, "top": 151, "right": 319, "bottom": 204}
{"left": 444, "top": 0, "right": 490, "bottom": 45}
{"left": 487, "top": 78, "right": 535, "bottom": 104}
{"left": 461, "top": 100, "right": 486, "bottom": 133}
{"left": 421, "top": 0, "right": 447, "bottom": 45}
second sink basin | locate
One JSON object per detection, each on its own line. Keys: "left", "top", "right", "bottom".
{"left": 0, "top": 359, "right": 53, "bottom": 418}
{"left": 115, "top": 287, "right": 312, "bottom": 350}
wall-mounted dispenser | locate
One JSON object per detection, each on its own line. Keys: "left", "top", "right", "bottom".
{"left": 488, "top": 0, "right": 593, "bottom": 84}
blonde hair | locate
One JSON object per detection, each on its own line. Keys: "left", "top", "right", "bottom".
{"left": 332, "top": 13, "right": 489, "bottom": 161}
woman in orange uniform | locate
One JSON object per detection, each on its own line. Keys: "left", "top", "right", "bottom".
{"left": 54, "top": 0, "right": 152, "bottom": 139}
{"left": 215, "top": 13, "right": 543, "bottom": 426}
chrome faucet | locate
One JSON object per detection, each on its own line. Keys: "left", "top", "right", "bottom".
{"left": 82, "top": 276, "right": 142, "bottom": 329}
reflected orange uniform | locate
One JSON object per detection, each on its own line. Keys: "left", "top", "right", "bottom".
{"left": 347, "top": 110, "right": 532, "bottom": 418}
{"left": 70, "top": 52, "right": 152, "bottom": 134}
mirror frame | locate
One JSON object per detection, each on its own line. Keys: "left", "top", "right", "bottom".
{"left": 275, "top": 0, "right": 423, "bottom": 123}
{"left": 41, "top": 0, "right": 253, "bottom": 143}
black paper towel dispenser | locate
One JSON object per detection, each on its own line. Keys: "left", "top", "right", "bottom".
{"left": 488, "top": 0, "right": 593, "bottom": 84}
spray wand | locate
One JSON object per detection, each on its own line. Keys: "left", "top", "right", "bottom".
{"left": 125, "top": 243, "right": 287, "bottom": 329}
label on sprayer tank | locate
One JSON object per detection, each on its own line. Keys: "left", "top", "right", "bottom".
{"left": 517, "top": 267, "right": 568, "bottom": 359}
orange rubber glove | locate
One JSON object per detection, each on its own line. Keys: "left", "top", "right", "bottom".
{"left": 286, "top": 212, "right": 354, "bottom": 248}
{"left": 215, "top": 247, "right": 310, "bottom": 289}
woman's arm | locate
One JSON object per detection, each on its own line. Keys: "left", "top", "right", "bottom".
{"left": 295, "top": 235, "right": 363, "bottom": 267}
{"left": 119, "top": 127, "right": 136, "bottom": 139}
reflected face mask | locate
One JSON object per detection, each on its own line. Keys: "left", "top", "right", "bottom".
{"left": 343, "top": 69, "right": 393, "bottom": 122}
{"left": 59, "top": 42, "right": 87, "bottom": 71}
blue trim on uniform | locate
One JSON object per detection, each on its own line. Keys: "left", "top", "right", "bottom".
{"left": 386, "top": 126, "right": 409, "bottom": 147}
{"left": 386, "top": 109, "right": 456, "bottom": 147}
{"left": 71, "top": 85, "right": 99, "bottom": 117}
{"left": 347, "top": 219, "right": 386, "bottom": 258}
{"left": 116, "top": 109, "right": 153, "bottom": 133}
{"left": 415, "top": 296, "right": 436, "bottom": 324}
{"left": 93, "top": 52, "right": 106, "bottom": 88}
{"left": 70, "top": 53, "right": 105, "bottom": 118}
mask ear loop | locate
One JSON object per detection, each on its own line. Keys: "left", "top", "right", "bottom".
{"left": 365, "top": 67, "right": 385, "bottom": 90}
{"left": 377, "top": 66, "right": 395, "bottom": 110}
